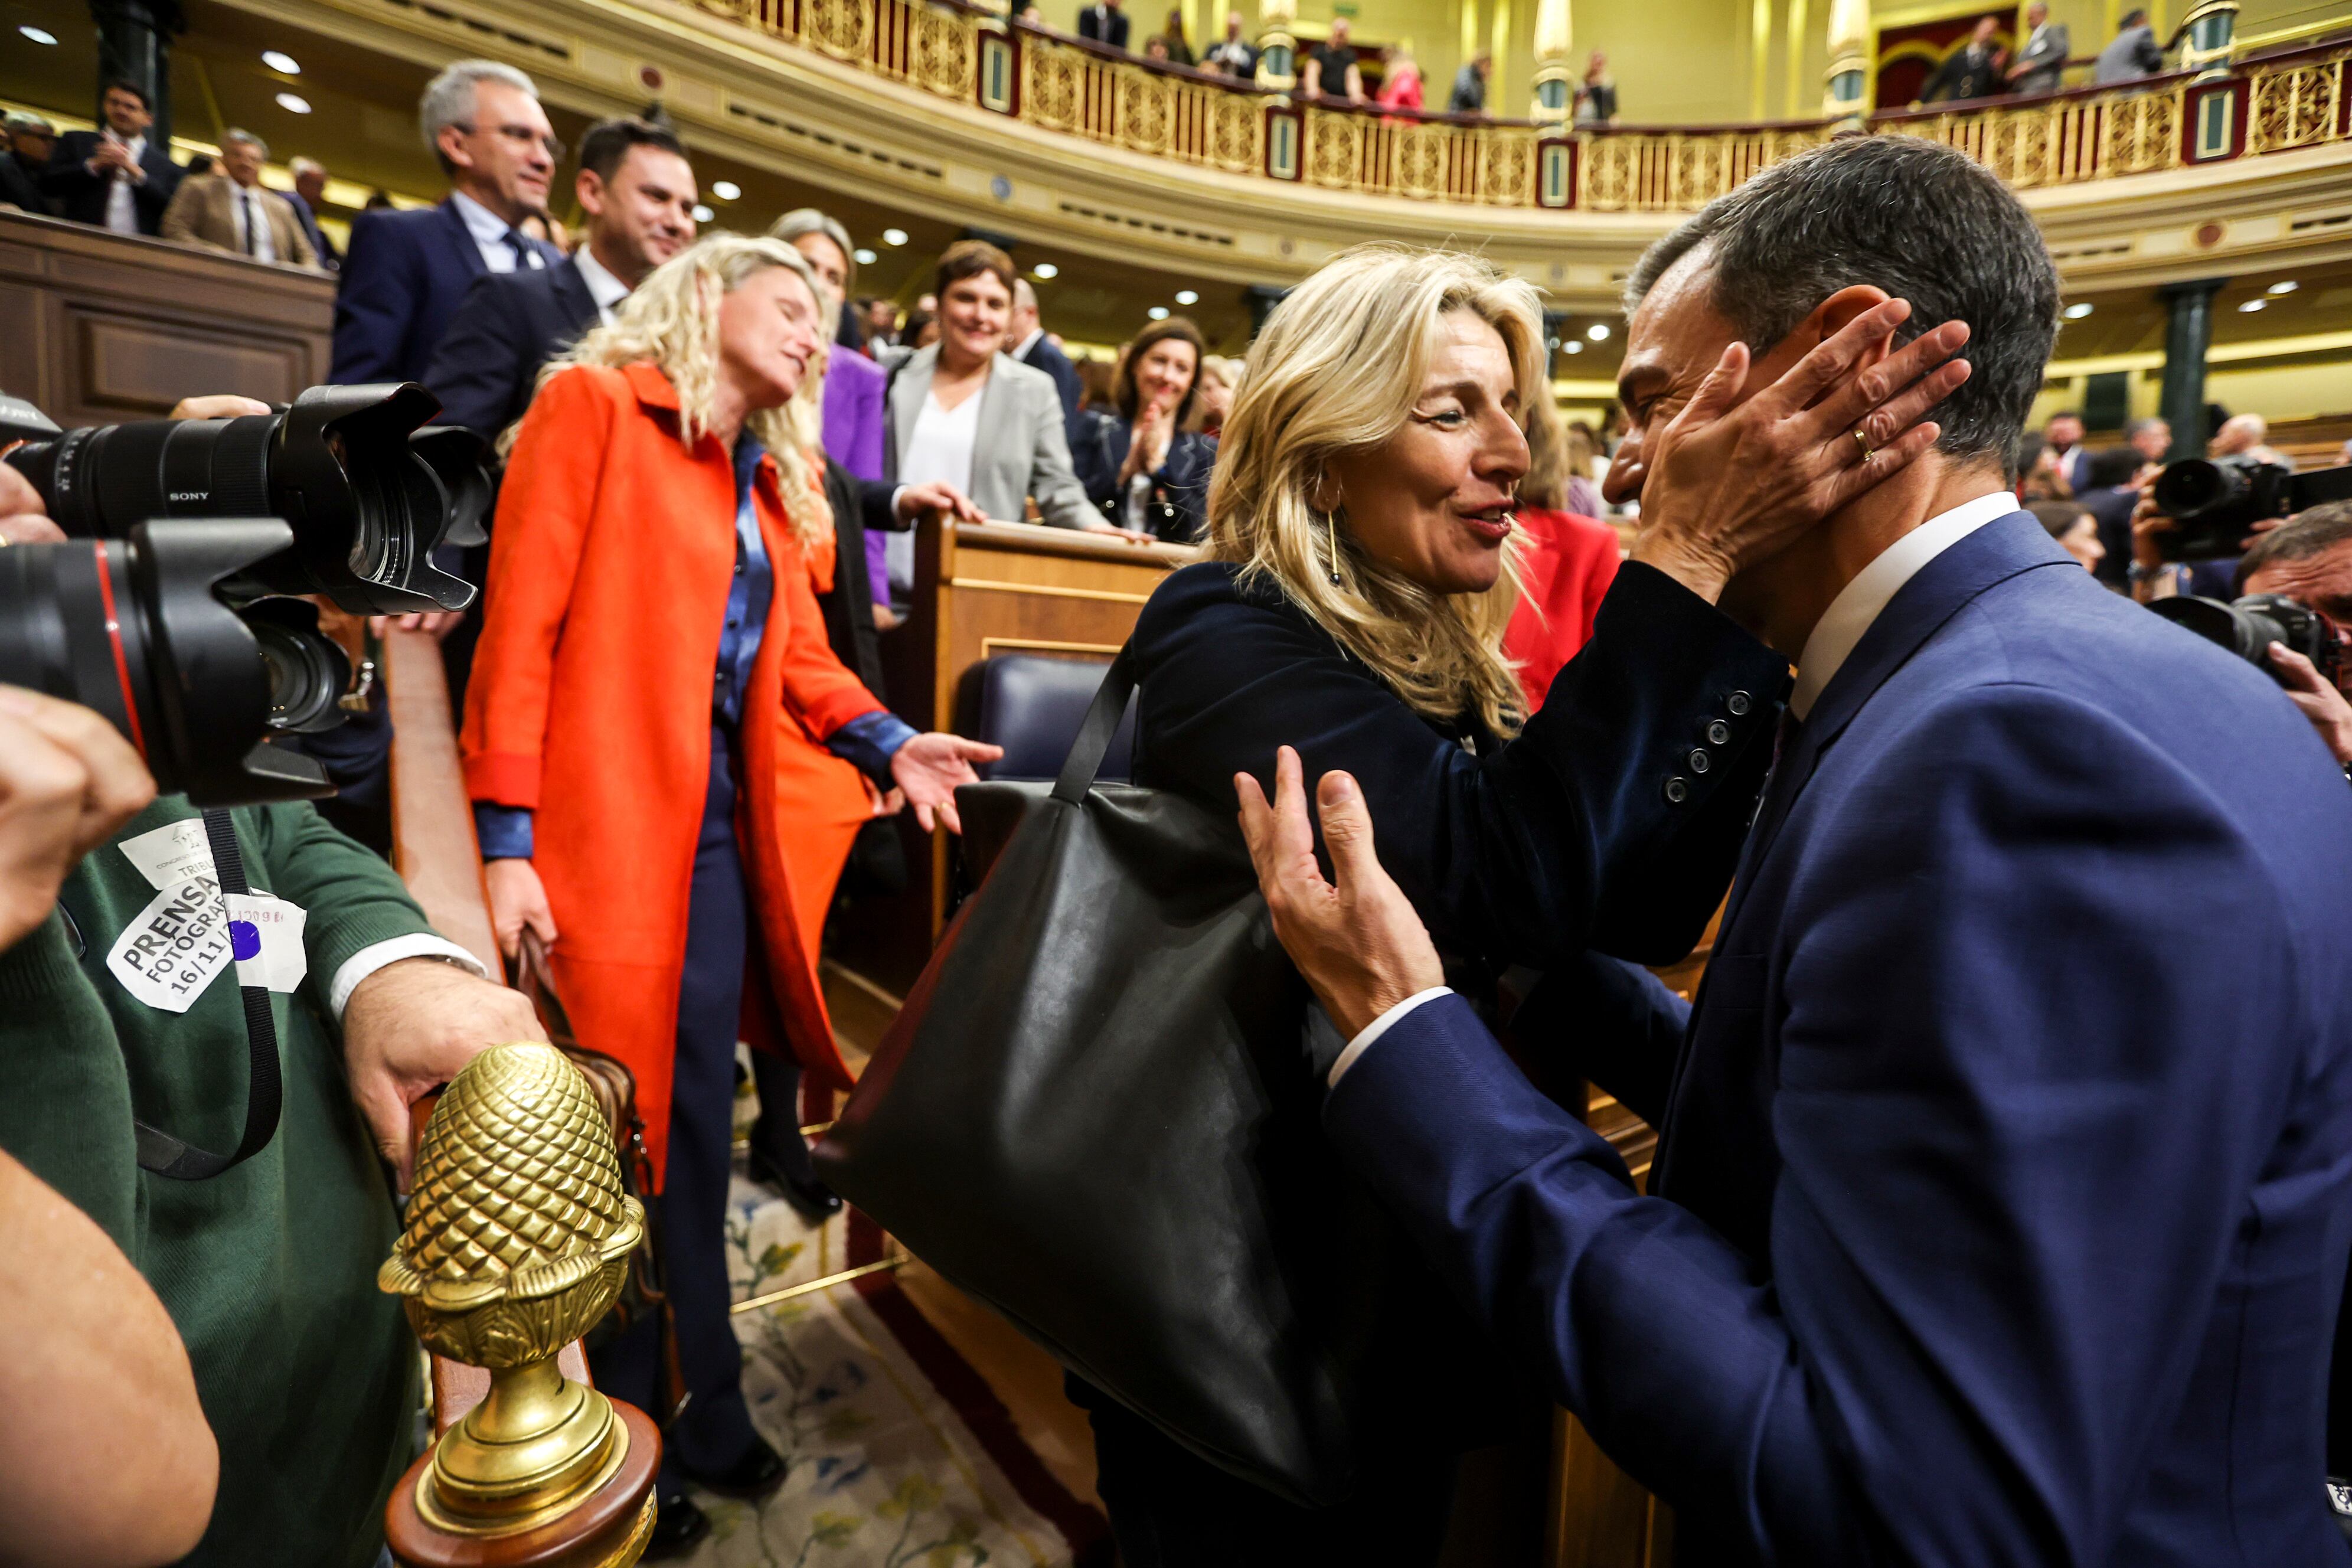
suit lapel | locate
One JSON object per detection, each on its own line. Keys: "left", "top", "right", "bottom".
{"left": 436, "top": 199, "right": 488, "bottom": 280}
{"left": 547, "top": 258, "right": 599, "bottom": 337}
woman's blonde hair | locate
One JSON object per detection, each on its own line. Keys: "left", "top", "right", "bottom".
{"left": 518, "top": 233, "right": 832, "bottom": 545}
{"left": 1205, "top": 244, "right": 1547, "bottom": 737}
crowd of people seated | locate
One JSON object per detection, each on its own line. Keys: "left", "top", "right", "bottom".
{"left": 8, "top": 25, "right": 2352, "bottom": 1568}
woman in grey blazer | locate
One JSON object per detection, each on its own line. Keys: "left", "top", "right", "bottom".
{"left": 876, "top": 240, "right": 1110, "bottom": 590}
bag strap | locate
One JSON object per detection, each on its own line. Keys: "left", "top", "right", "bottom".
{"left": 507, "top": 926, "right": 580, "bottom": 1053}
{"left": 1050, "top": 645, "right": 1137, "bottom": 806}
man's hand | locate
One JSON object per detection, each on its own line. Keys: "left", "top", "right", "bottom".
{"left": 1236, "top": 746, "right": 1443, "bottom": 1041}
{"left": 888, "top": 733, "right": 1004, "bottom": 834}
{"left": 0, "top": 462, "right": 63, "bottom": 544}
{"left": 168, "top": 395, "right": 271, "bottom": 422}
{"left": 0, "top": 687, "right": 156, "bottom": 952}
{"left": 895, "top": 481, "right": 985, "bottom": 527}
{"left": 484, "top": 857, "right": 558, "bottom": 962}
{"left": 341, "top": 958, "right": 548, "bottom": 1188}
{"left": 2268, "top": 645, "right": 2352, "bottom": 766}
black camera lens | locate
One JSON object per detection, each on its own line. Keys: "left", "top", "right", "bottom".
{"left": 2, "top": 384, "right": 485, "bottom": 616}
{"left": 0, "top": 521, "right": 342, "bottom": 806}
{"left": 2150, "top": 592, "right": 2342, "bottom": 691}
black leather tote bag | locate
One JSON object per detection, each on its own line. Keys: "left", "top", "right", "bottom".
{"left": 815, "top": 648, "right": 1518, "bottom": 1508}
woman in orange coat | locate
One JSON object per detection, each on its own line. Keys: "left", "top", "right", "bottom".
{"left": 462, "top": 234, "right": 997, "bottom": 1549}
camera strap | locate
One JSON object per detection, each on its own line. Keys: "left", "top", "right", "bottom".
{"left": 131, "top": 810, "right": 285, "bottom": 1180}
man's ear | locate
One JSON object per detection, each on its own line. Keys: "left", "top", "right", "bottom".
{"left": 436, "top": 124, "right": 475, "bottom": 175}
{"left": 1808, "top": 285, "right": 1897, "bottom": 368}
{"left": 574, "top": 169, "right": 605, "bottom": 220}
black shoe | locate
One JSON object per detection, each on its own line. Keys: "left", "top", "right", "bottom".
{"left": 644, "top": 1491, "right": 711, "bottom": 1559}
{"left": 747, "top": 1135, "right": 844, "bottom": 1222}
{"left": 683, "top": 1435, "right": 789, "bottom": 1500}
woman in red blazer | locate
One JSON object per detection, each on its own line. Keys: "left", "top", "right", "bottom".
{"left": 462, "top": 234, "right": 995, "bottom": 1550}
{"left": 1503, "top": 397, "right": 1623, "bottom": 708}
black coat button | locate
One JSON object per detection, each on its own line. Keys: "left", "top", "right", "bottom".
{"left": 1688, "top": 748, "right": 1711, "bottom": 774}
{"left": 1704, "top": 718, "right": 1732, "bottom": 747}
{"left": 1663, "top": 776, "right": 1689, "bottom": 804}
{"left": 1726, "top": 690, "right": 1752, "bottom": 717}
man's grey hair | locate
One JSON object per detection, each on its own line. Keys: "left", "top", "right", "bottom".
{"left": 4, "top": 111, "right": 56, "bottom": 136}
{"left": 223, "top": 128, "right": 267, "bottom": 158}
{"left": 419, "top": 60, "right": 539, "bottom": 165}
{"left": 289, "top": 156, "right": 325, "bottom": 178}
{"left": 767, "top": 208, "right": 857, "bottom": 293}
{"left": 1624, "top": 135, "right": 2059, "bottom": 478}
{"left": 2126, "top": 416, "right": 2169, "bottom": 441}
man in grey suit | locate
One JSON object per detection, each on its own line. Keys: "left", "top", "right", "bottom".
{"left": 877, "top": 240, "right": 1108, "bottom": 592}
{"left": 2095, "top": 9, "right": 2167, "bottom": 83}
{"left": 2005, "top": 0, "right": 2070, "bottom": 95}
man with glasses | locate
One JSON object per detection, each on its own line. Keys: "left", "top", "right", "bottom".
{"left": 330, "top": 59, "right": 565, "bottom": 383}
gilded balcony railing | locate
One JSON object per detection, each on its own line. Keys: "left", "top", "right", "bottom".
{"left": 689, "top": 0, "right": 2352, "bottom": 213}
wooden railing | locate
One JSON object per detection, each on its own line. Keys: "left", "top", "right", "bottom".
{"left": 689, "top": 0, "right": 2351, "bottom": 211}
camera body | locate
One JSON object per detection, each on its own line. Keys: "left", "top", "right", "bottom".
{"left": 2151, "top": 456, "right": 2352, "bottom": 561}
{"left": 2149, "top": 592, "right": 2343, "bottom": 691}
{"left": 0, "top": 387, "right": 488, "bottom": 805}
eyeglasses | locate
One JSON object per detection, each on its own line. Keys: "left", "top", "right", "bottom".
{"left": 453, "top": 122, "right": 565, "bottom": 161}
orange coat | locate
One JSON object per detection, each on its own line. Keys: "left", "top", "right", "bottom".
{"left": 462, "top": 361, "right": 880, "bottom": 1184}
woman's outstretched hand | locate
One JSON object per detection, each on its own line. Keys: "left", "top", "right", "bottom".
{"left": 1236, "top": 746, "right": 1442, "bottom": 1044}
{"left": 890, "top": 733, "right": 1005, "bottom": 835}
{"left": 1629, "top": 299, "right": 1974, "bottom": 603}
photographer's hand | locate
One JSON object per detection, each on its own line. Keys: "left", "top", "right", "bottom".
{"left": 0, "top": 459, "right": 64, "bottom": 544}
{"left": 0, "top": 687, "right": 156, "bottom": 951}
{"left": 341, "top": 957, "right": 548, "bottom": 1188}
{"left": 2266, "top": 645, "right": 2352, "bottom": 767}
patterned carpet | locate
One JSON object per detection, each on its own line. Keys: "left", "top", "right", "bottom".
{"left": 674, "top": 1116, "right": 1109, "bottom": 1567}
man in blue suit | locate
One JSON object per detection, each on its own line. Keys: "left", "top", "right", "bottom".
{"left": 1240, "top": 136, "right": 2352, "bottom": 1564}
{"left": 1008, "top": 278, "right": 1084, "bottom": 430}
{"left": 329, "top": 60, "right": 563, "bottom": 385}
{"left": 42, "top": 81, "right": 179, "bottom": 236}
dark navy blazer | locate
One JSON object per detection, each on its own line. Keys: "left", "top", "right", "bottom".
{"left": 421, "top": 258, "right": 602, "bottom": 440}
{"left": 330, "top": 200, "right": 563, "bottom": 385}
{"left": 1071, "top": 411, "right": 1217, "bottom": 542}
{"left": 1130, "top": 559, "right": 1791, "bottom": 970}
{"left": 1326, "top": 511, "right": 2352, "bottom": 1564}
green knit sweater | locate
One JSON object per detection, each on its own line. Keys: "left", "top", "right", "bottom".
{"left": 0, "top": 796, "right": 446, "bottom": 1568}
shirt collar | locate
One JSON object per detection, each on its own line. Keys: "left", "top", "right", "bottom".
{"left": 450, "top": 191, "right": 511, "bottom": 246}
{"left": 571, "top": 246, "right": 631, "bottom": 312}
{"left": 1011, "top": 328, "right": 1044, "bottom": 360}
{"left": 1791, "top": 489, "right": 2018, "bottom": 719}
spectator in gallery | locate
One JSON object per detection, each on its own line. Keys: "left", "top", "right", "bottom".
{"left": 1162, "top": 8, "right": 1197, "bottom": 64}
{"left": 1203, "top": 11, "right": 1260, "bottom": 77}
{"left": 1079, "top": 0, "right": 1132, "bottom": 52}
{"left": 427, "top": 116, "right": 699, "bottom": 443}
{"left": 2005, "top": 0, "right": 2070, "bottom": 94}
{"left": 2211, "top": 411, "right": 2294, "bottom": 469}
{"left": 1192, "top": 354, "right": 1237, "bottom": 437}
{"left": 363, "top": 188, "right": 395, "bottom": 211}
{"left": 1376, "top": 45, "right": 1426, "bottom": 112}
{"left": 2126, "top": 413, "right": 2173, "bottom": 473}
{"left": 1504, "top": 392, "right": 1623, "bottom": 710}
{"left": 330, "top": 59, "right": 564, "bottom": 383}
{"left": 0, "top": 112, "right": 57, "bottom": 215}
{"left": 41, "top": 80, "right": 181, "bottom": 236}
{"left": 1072, "top": 313, "right": 1216, "bottom": 540}
{"left": 858, "top": 295, "right": 900, "bottom": 350}
{"left": 2095, "top": 8, "right": 2167, "bottom": 83}
{"left": 1449, "top": 50, "right": 1492, "bottom": 113}
{"left": 2036, "top": 408, "right": 2092, "bottom": 495}
{"left": 1145, "top": 35, "right": 1174, "bottom": 61}
{"left": 286, "top": 156, "right": 338, "bottom": 269}
{"left": 2033, "top": 499, "right": 2107, "bottom": 572}
{"left": 1919, "top": 15, "right": 2005, "bottom": 104}
{"left": 1304, "top": 17, "right": 1366, "bottom": 100}
{"left": 1008, "top": 277, "right": 1084, "bottom": 427}
{"left": 1076, "top": 351, "right": 1117, "bottom": 414}
{"left": 1573, "top": 50, "right": 1618, "bottom": 125}
{"left": 160, "top": 129, "right": 321, "bottom": 269}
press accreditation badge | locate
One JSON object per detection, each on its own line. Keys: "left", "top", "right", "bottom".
{"left": 107, "top": 873, "right": 234, "bottom": 1013}
{"left": 117, "top": 818, "right": 216, "bottom": 890}
{"left": 225, "top": 893, "right": 308, "bottom": 993}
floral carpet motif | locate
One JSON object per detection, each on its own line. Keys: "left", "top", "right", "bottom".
{"left": 673, "top": 1165, "right": 1098, "bottom": 1568}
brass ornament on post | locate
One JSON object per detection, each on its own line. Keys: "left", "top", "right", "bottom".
{"left": 1530, "top": 0, "right": 1572, "bottom": 123}
{"left": 380, "top": 1043, "right": 649, "bottom": 1550}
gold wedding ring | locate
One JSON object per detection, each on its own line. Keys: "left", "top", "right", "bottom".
{"left": 1853, "top": 426, "right": 1874, "bottom": 460}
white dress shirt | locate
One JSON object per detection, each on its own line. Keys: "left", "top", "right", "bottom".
{"left": 231, "top": 182, "right": 276, "bottom": 262}
{"left": 100, "top": 132, "right": 145, "bottom": 234}
{"left": 328, "top": 934, "right": 489, "bottom": 1020}
{"left": 1010, "top": 327, "right": 1045, "bottom": 362}
{"left": 1330, "top": 489, "right": 2024, "bottom": 1087}
{"left": 452, "top": 190, "right": 544, "bottom": 273}
{"left": 1789, "top": 489, "right": 2018, "bottom": 718}
{"left": 888, "top": 388, "right": 985, "bottom": 588}
{"left": 571, "top": 245, "right": 630, "bottom": 326}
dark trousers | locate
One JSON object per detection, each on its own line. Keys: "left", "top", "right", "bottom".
{"left": 590, "top": 724, "right": 762, "bottom": 1488}
{"left": 1076, "top": 1377, "right": 1458, "bottom": 1567}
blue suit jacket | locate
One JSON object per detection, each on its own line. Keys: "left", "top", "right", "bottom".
{"left": 422, "top": 259, "right": 602, "bottom": 440}
{"left": 1327, "top": 511, "right": 2352, "bottom": 1564}
{"left": 1017, "top": 333, "right": 1084, "bottom": 430}
{"left": 1070, "top": 410, "right": 1216, "bottom": 541}
{"left": 330, "top": 200, "right": 563, "bottom": 385}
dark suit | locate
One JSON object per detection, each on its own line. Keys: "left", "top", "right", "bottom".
{"left": 1077, "top": 4, "right": 1131, "bottom": 49}
{"left": 1069, "top": 410, "right": 1215, "bottom": 541}
{"left": 1015, "top": 332, "right": 1083, "bottom": 429}
{"left": 423, "top": 260, "right": 603, "bottom": 440}
{"left": 0, "top": 151, "right": 52, "bottom": 215}
{"left": 1923, "top": 41, "right": 2004, "bottom": 102}
{"left": 288, "top": 190, "right": 338, "bottom": 270}
{"left": 1325, "top": 511, "right": 2352, "bottom": 1566}
{"left": 331, "top": 200, "right": 564, "bottom": 385}
{"left": 41, "top": 130, "right": 179, "bottom": 234}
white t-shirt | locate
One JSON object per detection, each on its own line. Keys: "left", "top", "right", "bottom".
{"left": 102, "top": 134, "right": 144, "bottom": 234}
{"left": 887, "top": 388, "right": 985, "bottom": 590}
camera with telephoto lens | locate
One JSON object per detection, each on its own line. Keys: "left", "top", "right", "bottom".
{"left": 2149, "top": 592, "right": 2343, "bottom": 691}
{"left": 0, "top": 387, "right": 491, "bottom": 805}
{"left": 2150, "top": 456, "right": 2352, "bottom": 561}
